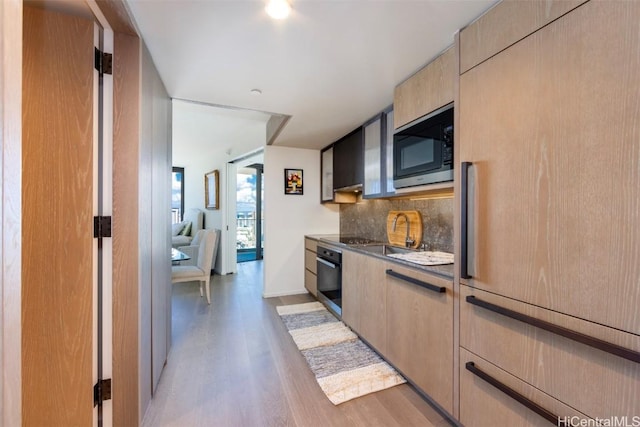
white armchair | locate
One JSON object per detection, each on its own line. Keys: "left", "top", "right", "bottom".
{"left": 171, "top": 229, "right": 217, "bottom": 304}
{"left": 175, "top": 229, "right": 220, "bottom": 270}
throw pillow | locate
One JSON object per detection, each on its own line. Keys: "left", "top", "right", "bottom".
{"left": 171, "top": 222, "right": 185, "bottom": 236}
{"left": 179, "top": 221, "right": 192, "bottom": 236}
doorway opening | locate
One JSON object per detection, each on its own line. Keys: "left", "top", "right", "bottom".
{"left": 236, "top": 163, "right": 264, "bottom": 263}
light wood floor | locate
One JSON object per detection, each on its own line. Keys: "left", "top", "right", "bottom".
{"left": 142, "top": 261, "right": 451, "bottom": 427}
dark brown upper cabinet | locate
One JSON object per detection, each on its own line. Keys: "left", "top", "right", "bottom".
{"left": 332, "top": 127, "right": 363, "bottom": 191}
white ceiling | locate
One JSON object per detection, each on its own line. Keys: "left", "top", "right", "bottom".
{"left": 127, "top": 0, "right": 496, "bottom": 150}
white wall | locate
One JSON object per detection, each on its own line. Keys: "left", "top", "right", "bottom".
{"left": 172, "top": 100, "right": 268, "bottom": 273}
{"left": 263, "top": 146, "right": 340, "bottom": 297}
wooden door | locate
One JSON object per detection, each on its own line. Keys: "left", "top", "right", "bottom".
{"left": 459, "top": 0, "right": 640, "bottom": 334}
{"left": 22, "top": 7, "right": 95, "bottom": 425}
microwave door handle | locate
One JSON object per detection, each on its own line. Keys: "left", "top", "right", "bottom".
{"left": 461, "top": 161, "right": 474, "bottom": 279}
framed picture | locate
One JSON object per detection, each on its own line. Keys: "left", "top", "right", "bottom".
{"left": 284, "top": 168, "right": 303, "bottom": 195}
{"left": 205, "top": 169, "right": 219, "bottom": 209}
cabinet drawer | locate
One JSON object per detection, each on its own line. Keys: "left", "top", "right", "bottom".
{"left": 304, "top": 249, "right": 316, "bottom": 274}
{"left": 460, "top": 348, "right": 588, "bottom": 426}
{"left": 304, "top": 238, "right": 317, "bottom": 252}
{"left": 460, "top": 285, "right": 640, "bottom": 418}
{"left": 385, "top": 263, "right": 453, "bottom": 413}
{"left": 304, "top": 269, "right": 317, "bottom": 297}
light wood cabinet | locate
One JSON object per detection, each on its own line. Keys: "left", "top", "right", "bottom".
{"left": 304, "top": 238, "right": 318, "bottom": 296}
{"left": 459, "top": 0, "right": 586, "bottom": 73}
{"left": 385, "top": 263, "right": 453, "bottom": 414}
{"left": 457, "top": 0, "right": 640, "bottom": 422}
{"left": 341, "top": 250, "right": 387, "bottom": 354}
{"left": 394, "top": 46, "right": 455, "bottom": 129}
{"left": 460, "top": 285, "right": 640, "bottom": 419}
{"left": 459, "top": 348, "right": 588, "bottom": 426}
{"left": 459, "top": 0, "right": 640, "bottom": 335}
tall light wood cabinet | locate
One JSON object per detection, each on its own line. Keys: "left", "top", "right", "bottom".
{"left": 457, "top": 0, "right": 640, "bottom": 423}
{"left": 459, "top": 0, "right": 640, "bottom": 335}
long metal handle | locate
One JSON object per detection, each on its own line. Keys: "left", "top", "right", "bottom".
{"left": 465, "top": 362, "right": 558, "bottom": 425}
{"left": 316, "top": 257, "right": 337, "bottom": 269}
{"left": 466, "top": 296, "right": 640, "bottom": 364}
{"left": 460, "top": 161, "right": 472, "bottom": 279}
{"left": 385, "top": 269, "right": 446, "bottom": 293}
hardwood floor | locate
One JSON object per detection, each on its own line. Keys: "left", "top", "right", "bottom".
{"left": 142, "top": 261, "right": 451, "bottom": 426}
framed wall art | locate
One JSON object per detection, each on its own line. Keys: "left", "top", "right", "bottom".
{"left": 205, "top": 169, "right": 219, "bottom": 209}
{"left": 284, "top": 169, "right": 303, "bottom": 195}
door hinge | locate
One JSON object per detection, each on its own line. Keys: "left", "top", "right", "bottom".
{"left": 94, "top": 48, "right": 113, "bottom": 75}
{"left": 93, "top": 378, "right": 112, "bottom": 407}
{"left": 94, "top": 216, "right": 112, "bottom": 238}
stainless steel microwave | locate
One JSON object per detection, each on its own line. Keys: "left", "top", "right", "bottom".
{"left": 393, "top": 104, "right": 453, "bottom": 189}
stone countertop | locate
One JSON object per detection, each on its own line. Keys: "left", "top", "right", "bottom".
{"left": 305, "top": 234, "right": 454, "bottom": 280}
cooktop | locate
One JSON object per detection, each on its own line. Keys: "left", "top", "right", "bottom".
{"left": 318, "top": 235, "right": 381, "bottom": 245}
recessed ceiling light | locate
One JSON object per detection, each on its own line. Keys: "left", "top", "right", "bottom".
{"left": 266, "top": 0, "right": 291, "bottom": 20}
{"left": 250, "top": 89, "right": 262, "bottom": 96}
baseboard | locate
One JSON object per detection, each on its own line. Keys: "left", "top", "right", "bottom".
{"left": 262, "top": 289, "right": 309, "bottom": 298}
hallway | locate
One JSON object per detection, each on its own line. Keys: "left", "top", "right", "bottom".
{"left": 143, "top": 261, "right": 449, "bottom": 426}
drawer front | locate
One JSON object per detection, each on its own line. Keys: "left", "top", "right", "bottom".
{"left": 304, "top": 249, "right": 317, "bottom": 274}
{"left": 304, "top": 269, "right": 317, "bottom": 297}
{"left": 460, "top": 348, "right": 588, "bottom": 426}
{"left": 460, "top": 285, "right": 640, "bottom": 418}
{"left": 304, "top": 238, "right": 317, "bottom": 252}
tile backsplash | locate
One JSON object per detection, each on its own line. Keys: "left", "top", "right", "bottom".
{"left": 340, "top": 198, "right": 454, "bottom": 253}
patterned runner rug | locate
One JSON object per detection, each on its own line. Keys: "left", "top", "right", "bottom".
{"left": 276, "top": 301, "right": 406, "bottom": 405}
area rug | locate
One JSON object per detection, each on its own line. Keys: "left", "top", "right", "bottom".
{"left": 276, "top": 301, "right": 406, "bottom": 405}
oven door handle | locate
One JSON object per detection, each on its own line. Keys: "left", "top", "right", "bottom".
{"left": 316, "top": 257, "right": 338, "bottom": 269}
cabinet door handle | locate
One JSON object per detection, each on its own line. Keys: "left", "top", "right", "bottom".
{"left": 461, "top": 161, "right": 473, "bottom": 279}
{"left": 385, "top": 269, "right": 446, "bottom": 293}
{"left": 465, "top": 361, "right": 558, "bottom": 425}
{"left": 466, "top": 296, "right": 640, "bottom": 364}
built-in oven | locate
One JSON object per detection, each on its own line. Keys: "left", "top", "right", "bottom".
{"left": 316, "top": 245, "right": 342, "bottom": 318}
{"left": 393, "top": 103, "right": 454, "bottom": 189}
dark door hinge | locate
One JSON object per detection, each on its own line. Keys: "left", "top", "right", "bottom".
{"left": 94, "top": 216, "right": 112, "bottom": 238}
{"left": 94, "top": 48, "right": 113, "bottom": 75}
{"left": 93, "top": 378, "right": 112, "bottom": 407}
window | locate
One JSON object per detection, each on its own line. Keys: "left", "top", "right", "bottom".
{"left": 172, "top": 167, "right": 185, "bottom": 223}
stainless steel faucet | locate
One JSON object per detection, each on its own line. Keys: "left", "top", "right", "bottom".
{"left": 392, "top": 213, "right": 415, "bottom": 248}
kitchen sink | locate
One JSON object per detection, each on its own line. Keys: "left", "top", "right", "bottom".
{"left": 357, "top": 244, "right": 417, "bottom": 255}
{"left": 357, "top": 244, "right": 455, "bottom": 266}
